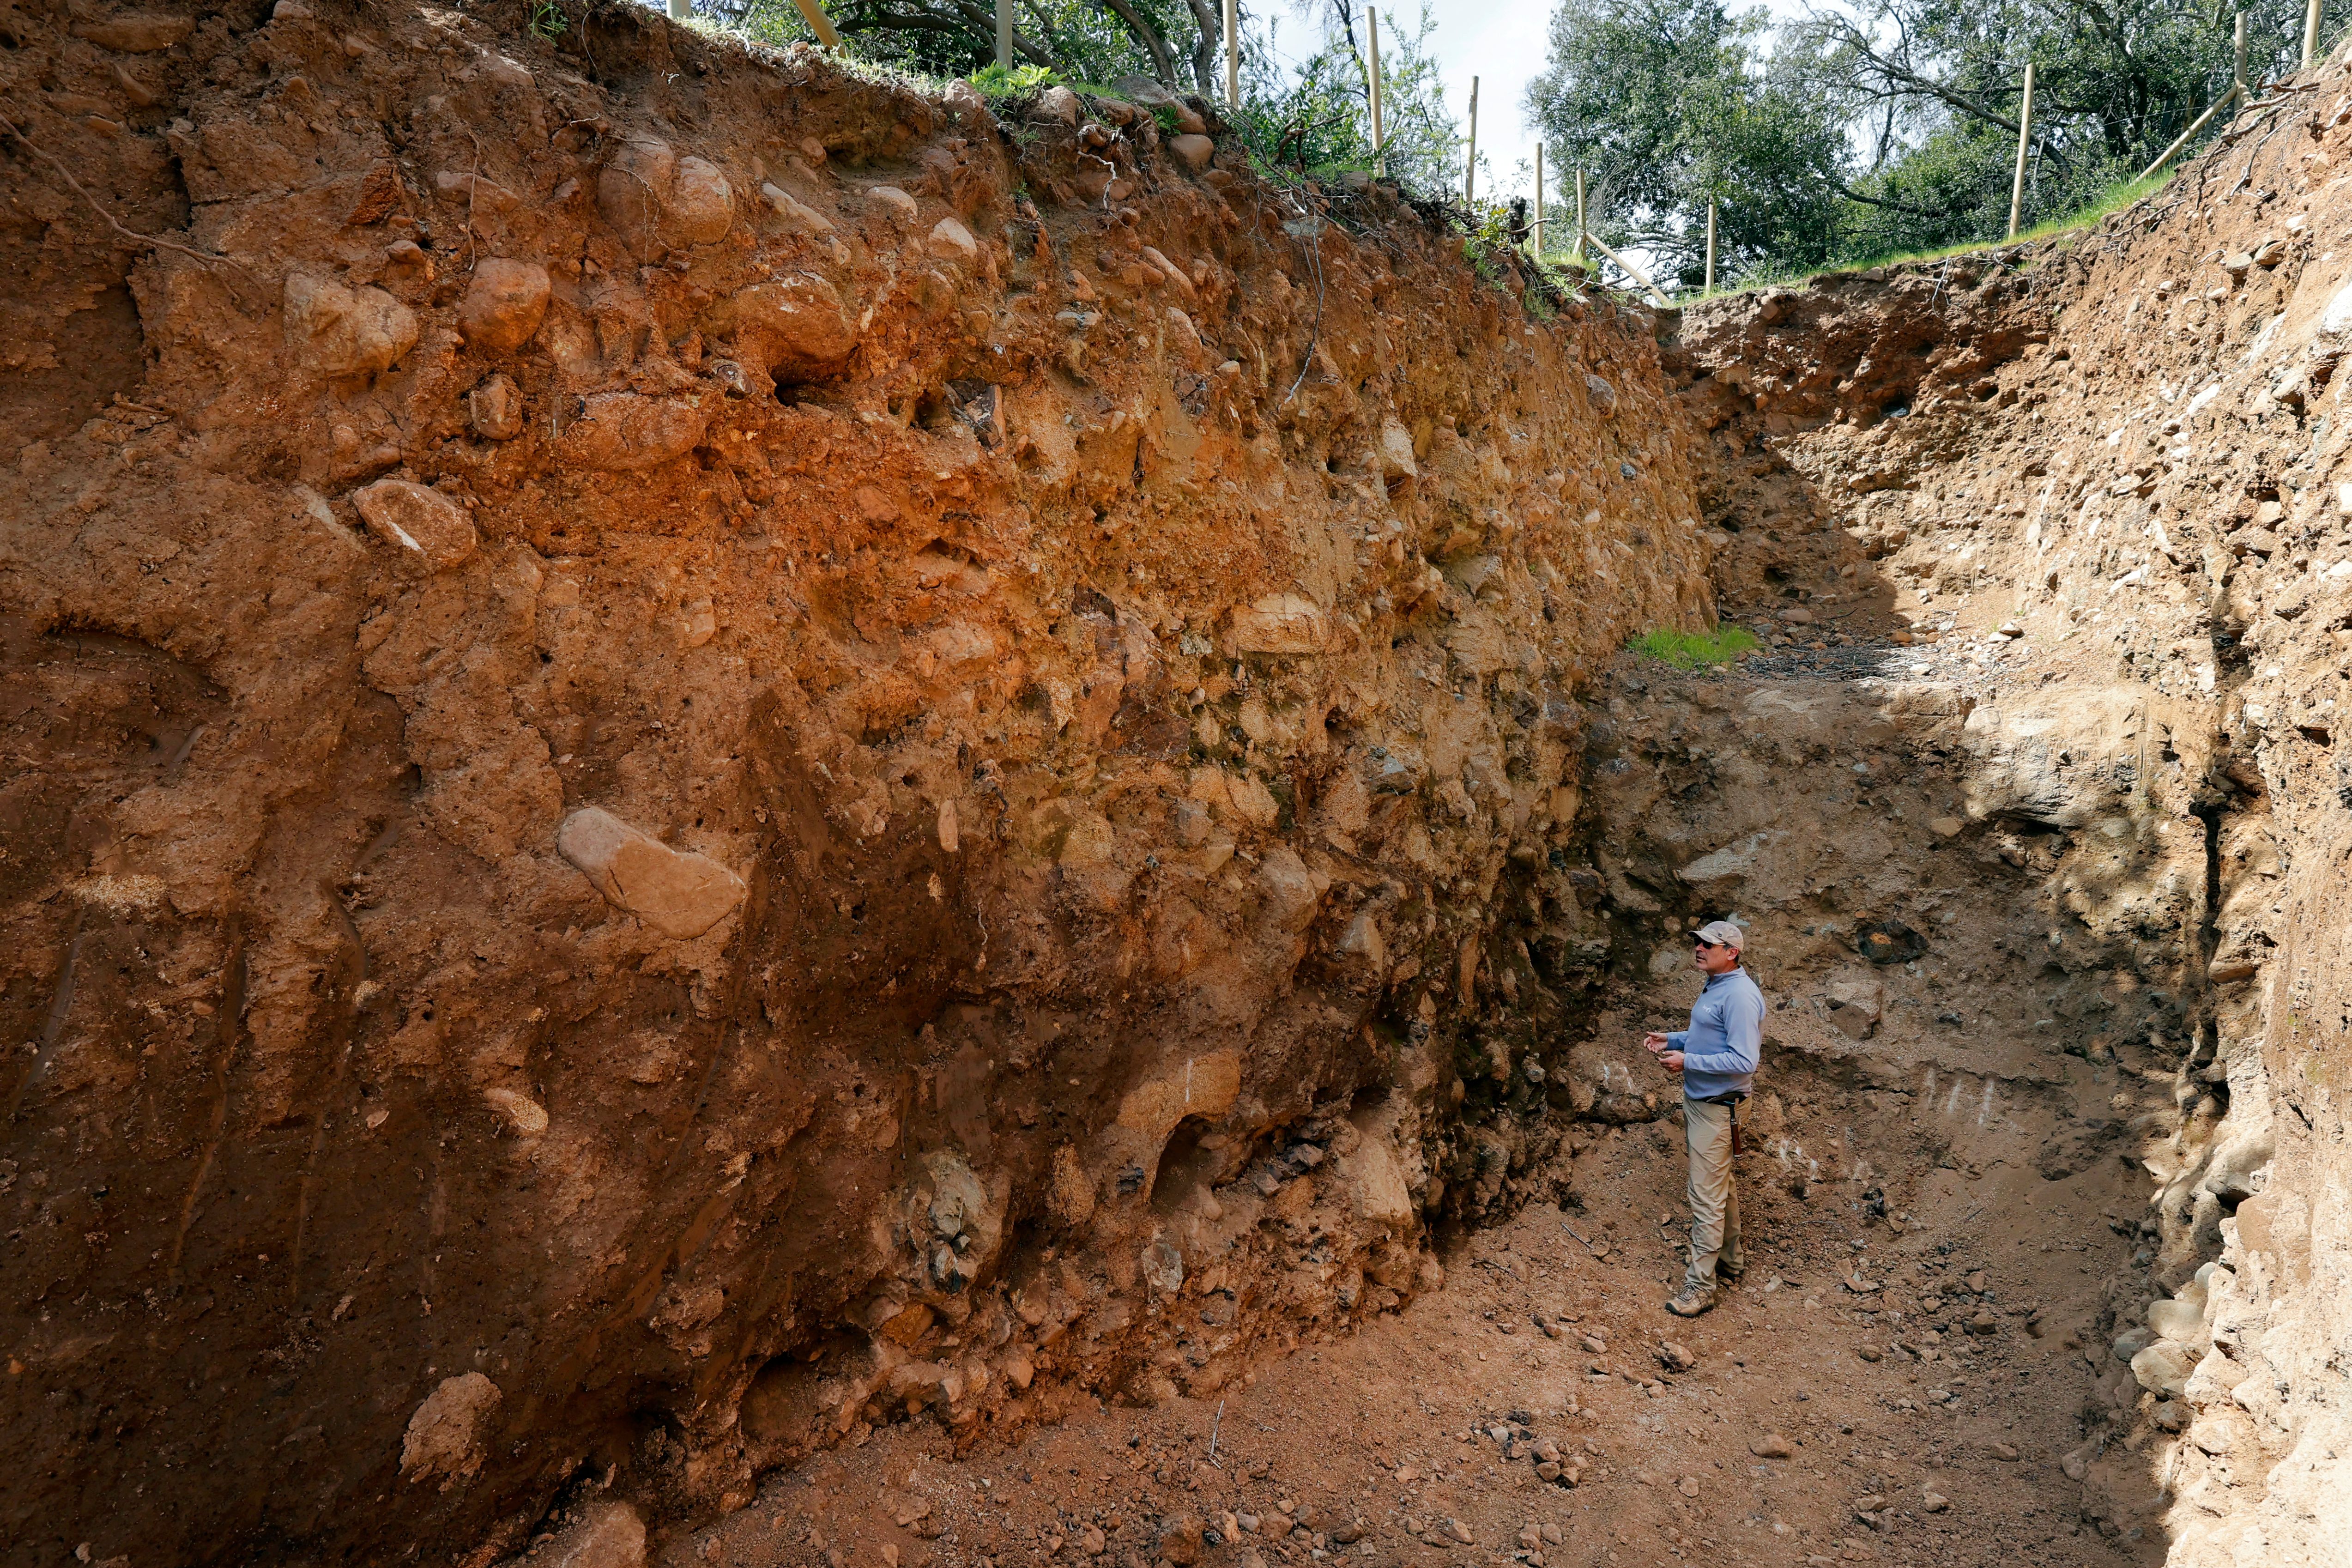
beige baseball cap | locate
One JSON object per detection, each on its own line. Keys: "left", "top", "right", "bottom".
{"left": 1693, "top": 920, "right": 1745, "bottom": 948}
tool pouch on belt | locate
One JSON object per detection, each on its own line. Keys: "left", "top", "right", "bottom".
{"left": 1713, "top": 1091, "right": 1747, "bottom": 1158}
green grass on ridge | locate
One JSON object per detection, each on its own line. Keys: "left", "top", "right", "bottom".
{"left": 1532, "top": 171, "right": 2174, "bottom": 305}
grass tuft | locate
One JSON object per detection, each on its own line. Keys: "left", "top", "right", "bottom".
{"left": 1627, "top": 624, "right": 1759, "bottom": 669}
{"left": 968, "top": 61, "right": 1058, "bottom": 100}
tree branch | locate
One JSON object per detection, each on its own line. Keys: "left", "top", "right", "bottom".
{"left": 1831, "top": 178, "right": 1951, "bottom": 218}
{"left": 1092, "top": 0, "right": 1177, "bottom": 85}
{"left": 836, "top": 9, "right": 969, "bottom": 34}
{"left": 1804, "top": 10, "right": 2021, "bottom": 134}
{"left": 1022, "top": 0, "right": 1075, "bottom": 66}
{"left": 834, "top": 0, "right": 1052, "bottom": 63}
{"left": 1180, "top": 0, "right": 1221, "bottom": 98}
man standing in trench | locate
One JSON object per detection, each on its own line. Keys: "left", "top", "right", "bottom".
{"left": 1644, "top": 920, "right": 1765, "bottom": 1318}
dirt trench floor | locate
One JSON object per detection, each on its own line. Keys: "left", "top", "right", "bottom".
{"left": 610, "top": 652, "right": 2156, "bottom": 1568}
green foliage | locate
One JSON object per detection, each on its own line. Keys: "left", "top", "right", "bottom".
{"left": 1628, "top": 624, "right": 1760, "bottom": 668}
{"left": 1222, "top": 2, "right": 1465, "bottom": 201}
{"left": 1725, "top": 170, "right": 2168, "bottom": 291}
{"left": 969, "top": 61, "right": 1058, "bottom": 101}
{"left": 1530, "top": 0, "right": 1850, "bottom": 289}
{"left": 1461, "top": 199, "right": 1540, "bottom": 281}
{"left": 1530, "top": 0, "right": 2318, "bottom": 283}
{"left": 2015, "top": 173, "right": 2167, "bottom": 240}
{"left": 527, "top": 0, "right": 566, "bottom": 39}
{"left": 709, "top": 0, "right": 1221, "bottom": 95}
{"left": 1460, "top": 198, "right": 1518, "bottom": 267}
{"left": 1862, "top": 172, "right": 2167, "bottom": 270}
{"left": 1844, "top": 124, "right": 2043, "bottom": 257}
{"left": 671, "top": 1, "right": 1471, "bottom": 207}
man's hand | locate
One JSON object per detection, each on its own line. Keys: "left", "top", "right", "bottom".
{"left": 1643, "top": 1033, "right": 1685, "bottom": 1074}
{"left": 1642, "top": 1031, "right": 1670, "bottom": 1051}
{"left": 1658, "top": 1050, "right": 1686, "bottom": 1073}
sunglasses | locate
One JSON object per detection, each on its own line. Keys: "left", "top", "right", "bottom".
{"left": 1693, "top": 940, "right": 1731, "bottom": 950}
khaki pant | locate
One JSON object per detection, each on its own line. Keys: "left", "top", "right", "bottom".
{"left": 1682, "top": 1096, "right": 1743, "bottom": 1292}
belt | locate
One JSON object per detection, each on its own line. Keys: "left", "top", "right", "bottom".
{"left": 1688, "top": 1092, "right": 1747, "bottom": 1106}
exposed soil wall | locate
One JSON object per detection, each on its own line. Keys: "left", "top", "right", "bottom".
{"left": 11, "top": 5, "right": 2352, "bottom": 1568}
{"left": 1668, "top": 79, "right": 2352, "bottom": 1562}
{"left": 0, "top": 4, "right": 1715, "bottom": 1564}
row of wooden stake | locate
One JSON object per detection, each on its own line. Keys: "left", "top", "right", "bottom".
{"left": 1539, "top": 0, "right": 2302, "bottom": 302}
{"left": 663, "top": 0, "right": 2331, "bottom": 301}
{"left": 662, "top": 0, "right": 2329, "bottom": 202}
{"left": 2022, "top": 8, "right": 2328, "bottom": 232}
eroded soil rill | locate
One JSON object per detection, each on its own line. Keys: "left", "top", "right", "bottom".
{"left": 4, "top": 5, "right": 2348, "bottom": 1568}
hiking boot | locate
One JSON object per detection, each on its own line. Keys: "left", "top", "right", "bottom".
{"left": 1717, "top": 1259, "right": 1747, "bottom": 1282}
{"left": 1665, "top": 1283, "right": 1717, "bottom": 1317}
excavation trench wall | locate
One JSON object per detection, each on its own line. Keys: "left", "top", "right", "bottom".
{"left": 0, "top": 4, "right": 1713, "bottom": 1564}
{"left": 9, "top": 3, "right": 2352, "bottom": 1567}
{"left": 1659, "top": 69, "right": 2352, "bottom": 1561}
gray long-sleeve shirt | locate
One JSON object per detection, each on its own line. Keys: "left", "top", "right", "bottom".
{"left": 1668, "top": 967, "right": 1765, "bottom": 1099}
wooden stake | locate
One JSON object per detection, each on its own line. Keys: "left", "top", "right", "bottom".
{"left": 2007, "top": 61, "right": 2035, "bottom": 240}
{"left": 1574, "top": 168, "right": 1586, "bottom": 263}
{"left": 2136, "top": 83, "right": 2244, "bottom": 183}
{"left": 2306, "top": 0, "right": 2323, "bottom": 67}
{"left": 1535, "top": 144, "right": 1545, "bottom": 255}
{"left": 789, "top": 0, "right": 840, "bottom": 47}
{"left": 1705, "top": 200, "right": 1717, "bottom": 294}
{"left": 1579, "top": 229, "right": 1672, "bottom": 308}
{"left": 1225, "top": 0, "right": 1240, "bottom": 111}
{"left": 995, "top": 0, "right": 1012, "bottom": 69}
{"left": 1464, "top": 76, "right": 1479, "bottom": 203}
{"left": 1367, "top": 8, "right": 1383, "bottom": 169}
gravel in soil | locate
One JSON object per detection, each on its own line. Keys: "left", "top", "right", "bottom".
{"left": 683, "top": 1108, "right": 2139, "bottom": 1568}
{"left": 1676, "top": 636, "right": 2044, "bottom": 692}
{"left": 676, "top": 630, "right": 2168, "bottom": 1568}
